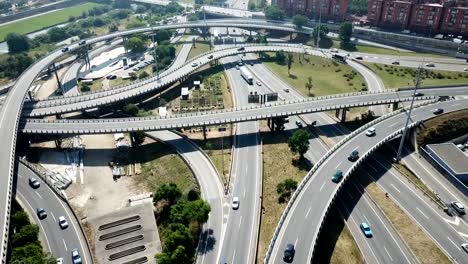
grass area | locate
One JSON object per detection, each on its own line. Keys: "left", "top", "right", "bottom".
{"left": 187, "top": 39, "right": 211, "bottom": 60}
{"left": 363, "top": 62, "right": 468, "bottom": 89}
{"left": 79, "top": 80, "right": 102, "bottom": 92}
{"left": 256, "top": 128, "right": 311, "bottom": 263}
{"left": 263, "top": 53, "right": 367, "bottom": 97}
{"left": 313, "top": 208, "right": 363, "bottom": 264}
{"left": 132, "top": 140, "right": 198, "bottom": 195}
{"left": 417, "top": 109, "right": 468, "bottom": 145}
{"left": 0, "top": 2, "right": 104, "bottom": 41}
{"left": 109, "top": 77, "right": 132, "bottom": 88}
{"left": 363, "top": 176, "right": 450, "bottom": 264}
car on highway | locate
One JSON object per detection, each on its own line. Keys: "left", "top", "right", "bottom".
{"left": 414, "top": 92, "right": 424, "bottom": 96}
{"left": 61, "top": 47, "right": 69, "bottom": 52}
{"left": 433, "top": 108, "right": 444, "bottom": 115}
{"left": 360, "top": 222, "right": 373, "bottom": 237}
{"left": 106, "top": 74, "right": 116, "bottom": 80}
{"left": 331, "top": 170, "right": 343, "bottom": 183}
{"left": 237, "top": 47, "right": 245, "bottom": 51}
{"left": 296, "top": 121, "right": 303, "bottom": 128}
{"left": 71, "top": 249, "right": 82, "bottom": 264}
{"left": 330, "top": 48, "right": 338, "bottom": 53}
{"left": 451, "top": 201, "right": 465, "bottom": 215}
{"left": 58, "top": 216, "right": 69, "bottom": 229}
{"left": 139, "top": 57, "right": 145, "bottom": 61}
{"left": 236, "top": 65, "right": 239, "bottom": 70}
{"left": 36, "top": 208, "right": 47, "bottom": 220}
{"left": 250, "top": 62, "right": 254, "bottom": 66}
{"left": 56, "top": 257, "right": 64, "bottom": 264}
{"left": 284, "top": 88, "right": 290, "bottom": 92}
{"left": 365, "top": 127, "right": 376, "bottom": 137}
{"left": 208, "top": 55, "right": 214, "bottom": 59}
{"left": 256, "top": 80, "right": 262, "bottom": 86}
{"left": 348, "top": 150, "right": 359, "bottom": 162}
{"left": 29, "top": 177, "right": 40, "bottom": 189}
{"left": 425, "top": 63, "right": 435, "bottom": 67}
{"left": 232, "top": 196, "right": 239, "bottom": 210}
{"left": 78, "top": 40, "right": 86, "bottom": 46}
{"left": 462, "top": 243, "right": 468, "bottom": 253}
{"left": 283, "top": 243, "right": 295, "bottom": 262}
{"left": 391, "top": 61, "right": 400, "bottom": 65}
{"left": 191, "top": 62, "right": 198, "bottom": 67}
{"left": 355, "top": 56, "right": 363, "bottom": 60}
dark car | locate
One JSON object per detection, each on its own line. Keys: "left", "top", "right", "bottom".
{"left": 29, "top": 178, "right": 40, "bottom": 189}
{"left": 61, "top": 47, "right": 69, "bottom": 52}
{"left": 36, "top": 208, "right": 47, "bottom": 220}
{"left": 78, "top": 40, "right": 86, "bottom": 46}
{"left": 208, "top": 55, "right": 214, "bottom": 59}
{"left": 348, "top": 150, "right": 359, "bottom": 162}
{"left": 283, "top": 243, "right": 295, "bottom": 262}
{"left": 414, "top": 92, "right": 424, "bottom": 97}
{"left": 237, "top": 47, "right": 245, "bottom": 51}
{"left": 433, "top": 108, "right": 444, "bottom": 115}
{"left": 332, "top": 170, "right": 343, "bottom": 183}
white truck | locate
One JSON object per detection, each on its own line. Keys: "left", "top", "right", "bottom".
{"left": 240, "top": 66, "right": 253, "bottom": 85}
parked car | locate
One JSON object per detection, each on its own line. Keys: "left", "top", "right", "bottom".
{"left": 29, "top": 178, "right": 40, "bottom": 189}
{"left": 61, "top": 47, "right": 69, "bottom": 52}
{"left": 237, "top": 47, "right": 245, "bottom": 51}
{"left": 348, "top": 150, "right": 359, "bottom": 162}
{"left": 283, "top": 243, "right": 295, "bottom": 262}
{"left": 232, "top": 196, "right": 239, "bottom": 210}
{"left": 331, "top": 170, "right": 343, "bottom": 183}
{"left": 365, "top": 127, "right": 376, "bottom": 137}
{"left": 296, "top": 121, "right": 303, "bottom": 128}
{"left": 391, "top": 61, "right": 400, "bottom": 65}
{"left": 58, "top": 216, "right": 69, "bottom": 229}
{"left": 78, "top": 40, "right": 86, "bottom": 46}
{"left": 462, "top": 243, "right": 468, "bottom": 253}
{"left": 360, "top": 222, "right": 373, "bottom": 237}
{"left": 37, "top": 208, "right": 47, "bottom": 220}
{"left": 451, "top": 201, "right": 466, "bottom": 215}
{"left": 106, "top": 74, "right": 116, "bottom": 80}
{"left": 71, "top": 249, "right": 82, "bottom": 264}
{"left": 433, "top": 108, "right": 444, "bottom": 115}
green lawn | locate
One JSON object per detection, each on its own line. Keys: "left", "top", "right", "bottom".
{"left": 363, "top": 62, "right": 468, "bottom": 88}
{"left": 0, "top": 2, "right": 104, "bottom": 41}
{"left": 187, "top": 39, "right": 211, "bottom": 60}
{"left": 263, "top": 53, "right": 367, "bottom": 96}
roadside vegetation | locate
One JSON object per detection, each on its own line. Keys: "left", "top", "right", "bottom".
{"left": 8, "top": 200, "right": 55, "bottom": 263}
{"left": 364, "top": 62, "right": 468, "bottom": 88}
{"left": 187, "top": 38, "right": 211, "bottom": 60}
{"left": 153, "top": 183, "right": 211, "bottom": 264}
{"left": 262, "top": 52, "right": 367, "bottom": 96}
{"left": 417, "top": 109, "right": 468, "bottom": 146}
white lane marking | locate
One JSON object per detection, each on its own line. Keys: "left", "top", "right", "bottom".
{"left": 445, "top": 216, "right": 460, "bottom": 226}
{"left": 459, "top": 231, "right": 468, "bottom": 239}
{"left": 416, "top": 207, "right": 429, "bottom": 219}
{"left": 294, "top": 237, "right": 298, "bottom": 247}
{"left": 363, "top": 215, "right": 370, "bottom": 225}
{"left": 347, "top": 191, "right": 353, "bottom": 199}
{"left": 319, "top": 182, "right": 326, "bottom": 191}
{"left": 239, "top": 216, "right": 242, "bottom": 229}
{"left": 390, "top": 184, "right": 400, "bottom": 193}
{"left": 18, "top": 174, "right": 22, "bottom": 178}
{"left": 384, "top": 246, "right": 394, "bottom": 262}
{"left": 232, "top": 250, "right": 237, "bottom": 264}
{"left": 305, "top": 207, "right": 312, "bottom": 219}
{"left": 389, "top": 121, "right": 399, "bottom": 128}
{"left": 334, "top": 161, "right": 342, "bottom": 169}
{"left": 35, "top": 192, "right": 43, "bottom": 199}
{"left": 50, "top": 212, "right": 56, "bottom": 222}
{"left": 447, "top": 236, "right": 461, "bottom": 250}
{"left": 243, "top": 188, "right": 246, "bottom": 198}
{"left": 368, "top": 163, "right": 379, "bottom": 172}
{"left": 62, "top": 238, "right": 68, "bottom": 251}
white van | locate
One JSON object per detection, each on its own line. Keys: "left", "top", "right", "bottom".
{"left": 366, "top": 127, "right": 376, "bottom": 137}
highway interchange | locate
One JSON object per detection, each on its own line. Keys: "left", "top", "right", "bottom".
{"left": 1, "top": 13, "right": 468, "bottom": 264}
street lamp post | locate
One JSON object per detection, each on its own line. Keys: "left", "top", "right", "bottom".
{"left": 151, "top": 29, "right": 159, "bottom": 81}
{"left": 394, "top": 65, "right": 423, "bottom": 162}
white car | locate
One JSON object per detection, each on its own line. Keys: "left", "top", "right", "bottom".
{"left": 365, "top": 127, "right": 376, "bottom": 137}
{"left": 58, "top": 216, "right": 69, "bottom": 229}
{"left": 462, "top": 243, "right": 468, "bottom": 253}
{"left": 256, "top": 80, "right": 262, "bottom": 86}
{"left": 283, "top": 88, "right": 290, "bottom": 92}
{"left": 464, "top": 68, "right": 468, "bottom": 72}
{"left": 56, "top": 257, "right": 64, "bottom": 264}
{"left": 191, "top": 62, "right": 198, "bottom": 67}
{"left": 451, "top": 201, "right": 465, "bottom": 215}
{"left": 232, "top": 196, "right": 239, "bottom": 210}
{"left": 71, "top": 249, "right": 82, "bottom": 264}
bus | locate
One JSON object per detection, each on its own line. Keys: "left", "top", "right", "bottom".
{"left": 332, "top": 53, "right": 347, "bottom": 63}
{"left": 240, "top": 66, "right": 253, "bottom": 85}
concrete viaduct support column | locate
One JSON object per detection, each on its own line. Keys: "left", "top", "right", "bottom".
{"left": 203, "top": 125, "right": 207, "bottom": 141}
{"left": 267, "top": 118, "right": 271, "bottom": 130}
{"left": 52, "top": 63, "right": 63, "bottom": 94}
{"left": 392, "top": 102, "right": 399, "bottom": 111}
{"left": 335, "top": 109, "right": 340, "bottom": 119}
{"left": 340, "top": 108, "right": 348, "bottom": 123}
{"left": 123, "top": 36, "right": 128, "bottom": 53}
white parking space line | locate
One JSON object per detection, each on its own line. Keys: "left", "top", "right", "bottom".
{"left": 319, "top": 182, "right": 326, "bottom": 191}
{"left": 416, "top": 207, "right": 429, "bottom": 219}
{"left": 384, "top": 246, "right": 393, "bottom": 262}
{"left": 447, "top": 236, "right": 461, "bottom": 250}
{"left": 305, "top": 207, "right": 312, "bottom": 219}
{"left": 390, "top": 184, "right": 401, "bottom": 193}
{"left": 36, "top": 192, "right": 43, "bottom": 199}
{"left": 62, "top": 238, "right": 68, "bottom": 251}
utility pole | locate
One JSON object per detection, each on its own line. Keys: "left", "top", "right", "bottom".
{"left": 394, "top": 65, "right": 423, "bottom": 162}
{"left": 316, "top": 0, "right": 322, "bottom": 49}
{"left": 151, "top": 29, "right": 159, "bottom": 81}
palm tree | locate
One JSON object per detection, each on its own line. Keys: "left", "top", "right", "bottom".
{"left": 305, "top": 76, "right": 313, "bottom": 96}
{"left": 286, "top": 53, "right": 294, "bottom": 75}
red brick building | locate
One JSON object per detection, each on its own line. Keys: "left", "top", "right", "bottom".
{"left": 276, "top": 0, "right": 348, "bottom": 21}
{"left": 440, "top": 6, "right": 468, "bottom": 34}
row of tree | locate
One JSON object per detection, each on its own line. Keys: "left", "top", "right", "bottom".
{"left": 153, "top": 183, "right": 211, "bottom": 264}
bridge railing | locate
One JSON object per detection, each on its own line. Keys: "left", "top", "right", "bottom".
{"left": 263, "top": 99, "right": 437, "bottom": 263}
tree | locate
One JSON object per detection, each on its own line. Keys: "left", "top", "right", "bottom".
{"left": 312, "top": 24, "right": 329, "bottom": 46}
{"left": 108, "top": 23, "right": 119, "bottom": 33}
{"left": 12, "top": 224, "right": 39, "bottom": 247}
{"left": 286, "top": 53, "right": 294, "bottom": 75}
{"left": 123, "top": 103, "right": 139, "bottom": 116}
{"left": 162, "top": 223, "right": 193, "bottom": 253}
{"left": 273, "top": 117, "right": 286, "bottom": 131}
{"left": 339, "top": 22, "right": 353, "bottom": 46}
{"left": 132, "top": 131, "right": 145, "bottom": 146}
{"left": 80, "top": 84, "right": 91, "bottom": 93}
{"left": 6, "top": 33, "right": 30, "bottom": 53}
{"left": 113, "top": 0, "right": 131, "bottom": 8}
{"left": 139, "top": 71, "right": 149, "bottom": 79}
{"left": 154, "top": 183, "right": 182, "bottom": 205}
{"left": 249, "top": 2, "right": 256, "bottom": 10}
{"left": 288, "top": 129, "right": 311, "bottom": 159}
{"left": 11, "top": 211, "right": 30, "bottom": 232}
{"left": 276, "top": 178, "right": 298, "bottom": 202}
{"left": 305, "top": 76, "right": 313, "bottom": 96}
{"left": 292, "top": 15, "right": 308, "bottom": 28}
{"left": 0, "top": 53, "right": 33, "bottom": 78}
{"left": 275, "top": 50, "right": 286, "bottom": 64}
{"left": 182, "top": 199, "right": 210, "bottom": 225}
{"left": 127, "top": 36, "right": 147, "bottom": 53}
{"left": 264, "top": 5, "right": 285, "bottom": 20}
{"left": 47, "top": 27, "right": 68, "bottom": 43}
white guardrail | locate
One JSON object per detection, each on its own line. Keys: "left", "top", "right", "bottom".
{"left": 263, "top": 99, "right": 437, "bottom": 263}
